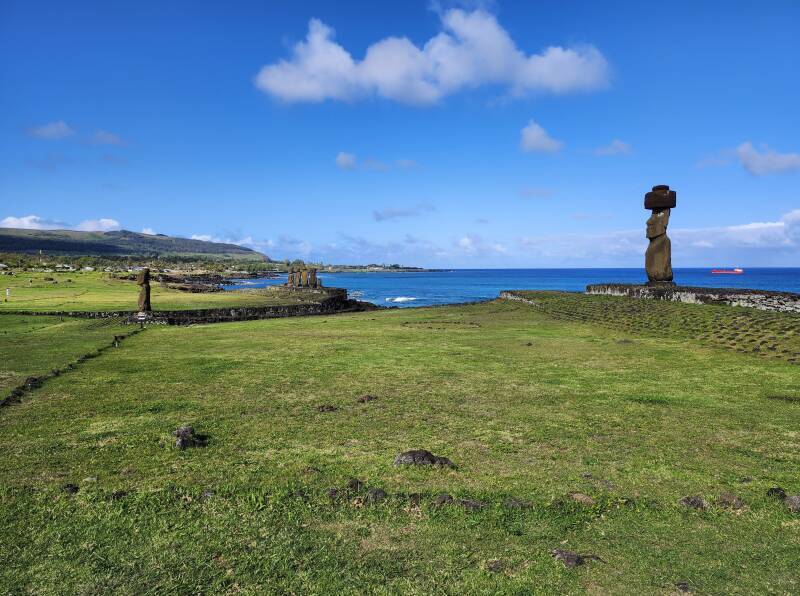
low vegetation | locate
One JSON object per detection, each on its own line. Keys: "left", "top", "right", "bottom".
{"left": 0, "top": 272, "right": 325, "bottom": 312}
{"left": 1, "top": 296, "right": 799, "bottom": 593}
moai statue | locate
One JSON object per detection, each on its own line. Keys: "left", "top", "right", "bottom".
{"left": 300, "top": 269, "right": 309, "bottom": 287}
{"left": 644, "top": 185, "right": 676, "bottom": 285}
{"left": 137, "top": 268, "right": 152, "bottom": 311}
{"left": 287, "top": 268, "right": 295, "bottom": 287}
{"left": 308, "top": 268, "right": 318, "bottom": 288}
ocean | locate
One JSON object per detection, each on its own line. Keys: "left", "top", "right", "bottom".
{"left": 223, "top": 268, "right": 800, "bottom": 308}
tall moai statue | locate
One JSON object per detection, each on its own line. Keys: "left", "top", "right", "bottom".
{"left": 287, "top": 268, "right": 295, "bottom": 287}
{"left": 300, "top": 269, "right": 309, "bottom": 287}
{"left": 309, "top": 268, "right": 318, "bottom": 288}
{"left": 644, "top": 185, "right": 676, "bottom": 285}
{"left": 137, "top": 267, "right": 152, "bottom": 311}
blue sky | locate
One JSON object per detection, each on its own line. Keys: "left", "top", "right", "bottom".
{"left": 1, "top": 0, "right": 799, "bottom": 267}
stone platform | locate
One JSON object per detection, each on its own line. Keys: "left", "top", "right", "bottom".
{"left": 585, "top": 283, "right": 800, "bottom": 314}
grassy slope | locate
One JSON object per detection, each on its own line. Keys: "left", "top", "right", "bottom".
{"left": 1, "top": 299, "right": 799, "bottom": 594}
{"left": 0, "top": 316, "right": 130, "bottom": 393}
{"left": 0, "top": 272, "right": 321, "bottom": 312}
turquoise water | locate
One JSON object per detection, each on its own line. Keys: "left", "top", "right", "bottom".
{"left": 224, "top": 268, "right": 800, "bottom": 308}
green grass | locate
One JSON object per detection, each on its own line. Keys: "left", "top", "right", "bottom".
{"left": 0, "top": 271, "right": 323, "bottom": 312}
{"left": 0, "top": 315, "right": 130, "bottom": 393}
{"left": 1, "top": 298, "right": 799, "bottom": 594}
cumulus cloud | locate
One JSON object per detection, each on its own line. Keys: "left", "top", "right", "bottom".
{"left": 141, "top": 228, "right": 157, "bottom": 235}
{"left": 335, "top": 151, "right": 357, "bottom": 169}
{"left": 594, "top": 139, "right": 631, "bottom": 156}
{"left": 736, "top": 142, "right": 800, "bottom": 176}
{"left": 0, "top": 215, "right": 67, "bottom": 230}
{"left": 520, "top": 121, "right": 563, "bottom": 153}
{"left": 75, "top": 218, "right": 121, "bottom": 232}
{"left": 27, "top": 121, "right": 74, "bottom": 140}
{"left": 255, "top": 9, "right": 609, "bottom": 105}
{"left": 1, "top": 214, "right": 120, "bottom": 232}
{"left": 91, "top": 130, "right": 125, "bottom": 146}
{"left": 373, "top": 203, "right": 435, "bottom": 222}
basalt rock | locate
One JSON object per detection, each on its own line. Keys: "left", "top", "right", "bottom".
{"left": 679, "top": 495, "right": 708, "bottom": 510}
{"left": 172, "top": 425, "right": 208, "bottom": 449}
{"left": 786, "top": 495, "right": 800, "bottom": 513}
{"left": 767, "top": 487, "right": 787, "bottom": 500}
{"left": 551, "top": 549, "right": 602, "bottom": 568}
{"left": 716, "top": 492, "right": 745, "bottom": 510}
{"left": 394, "top": 449, "right": 456, "bottom": 469}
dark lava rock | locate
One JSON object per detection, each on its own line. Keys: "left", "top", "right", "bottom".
{"left": 346, "top": 478, "right": 365, "bottom": 492}
{"left": 458, "top": 498, "right": 487, "bottom": 512}
{"left": 365, "top": 488, "right": 387, "bottom": 504}
{"left": 110, "top": 490, "right": 128, "bottom": 501}
{"left": 317, "top": 405, "right": 338, "bottom": 413}
{"left": 679, "top": 495, "right": 708, "bottom": 510}
{"left": 172, "top": 425, "right": 208, "bottom": 449}
{"left": 551, "top": 549, "right": 601, "bottom": 568}
{"left": 393, "top": 449, "right": 456, "bottom": 469}
{"left": 408, "top": 493, "right": 422, "bottom": 507}
{"left": 716, "top": 492, "right": 745, "bottom": 510}
{"left": 786, "top": 495, "right": 800, "bottom": 513}
{"left": 767, "top": 486, "right": 787, "bottom": 500}
{"left": 675, "top": 581, "right": 692, "bottom": 593}
{"left": 526, "top": 342, "right": 533, "bottom": 347}
{"left": 503, "top": 497, "right": 532, "bottom": 510}
{"left": 326, "top": 487, "right": 341, "bottom": 502}
{"left": 60, "top": 483, "right": 79, "bottom": 495}
{"left": 24, "top": 376, "right": 43, "bottom": 390}
{"left": 356, "top": 394, "right": 378, "bottom": 403}
{"left": 434, "top": 493, "right": 454, "bottom": 506}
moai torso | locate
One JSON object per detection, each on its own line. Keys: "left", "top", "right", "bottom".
{"left": 643, "top": 185, "right": 676, "bottom": 285}
{"left": 136, "top": 268, "right": 151, "bottom": 311}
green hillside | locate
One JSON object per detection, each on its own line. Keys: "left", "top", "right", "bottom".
{"left": 0, "top": 228, "right": 266, "bottom": 261}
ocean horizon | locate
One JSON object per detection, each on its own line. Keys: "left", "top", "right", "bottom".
{"left": 224, "top": 267, "right": 800, "bottom": 308}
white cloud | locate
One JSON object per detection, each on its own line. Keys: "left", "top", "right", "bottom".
{"left": 736, "top": 142, "right": 800, "bottom": 176}
{"left": 75, "top": 218, "right": 121, "bottom": 232}
{"left": 1, "top": 214, "right": 120, "bottom": 232}
{"left": 335, "top": 151, "right": 357, "bottom": 169}
{"left": 594, "top": 139, "right": 631, "bottom": 156}
{"left": 28, "top": 121, "right": 74, "bottom": 140}
{"left": 255, "top": 9, "right": 609, "bottom": 105}
{"left": 0, "top": 215, "right": 67, "bottom": 230}
{"left": 141, "top": 228, "right": 157, "bottom": 235}
{"left": 91, "top": 130, "right": 125, "bottom": 146}
{"left": 520, "top": 121, "right": 563, "bottom": 153}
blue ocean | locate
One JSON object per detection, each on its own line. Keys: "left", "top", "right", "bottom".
{"left": 224, "top": 268, "right": 800, "bottom": 308}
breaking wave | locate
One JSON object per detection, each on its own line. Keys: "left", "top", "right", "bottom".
{"left": 385, "top": 296, "right": 417, "bottom": 303}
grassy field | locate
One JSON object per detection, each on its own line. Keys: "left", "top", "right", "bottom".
{"left": 1, "top": 297, "right": 799, "bottom": 594}
{"left": 0, "top": 271, "right": 320, "bottom": 312}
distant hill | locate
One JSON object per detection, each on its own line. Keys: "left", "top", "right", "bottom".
{"left": 0, "top": 228, "right": 267, "bottom": 261}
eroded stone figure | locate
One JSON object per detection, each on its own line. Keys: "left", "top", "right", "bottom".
{"left": 645, "top": 209, "right": 672, "bottom": 283}
{"left": 137, "top": 268, "right": 151, "bottom": 311}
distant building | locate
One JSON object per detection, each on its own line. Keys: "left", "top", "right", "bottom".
{"left": 0, "top": 263, "right": 8, "bottom": 269}
{"left": 55, "top": 264, "right": 75, "bottom": 271}
{"left": 82, "top": 266, "right": 95, "bottom": 271}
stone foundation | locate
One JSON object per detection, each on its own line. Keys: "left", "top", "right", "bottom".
{"left": 585, "top": 284, "right": 800, "bottom": 314}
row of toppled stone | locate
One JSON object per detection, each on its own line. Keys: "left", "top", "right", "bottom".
{"left": 680, "top": 488, "right": 800, "bottom": 513}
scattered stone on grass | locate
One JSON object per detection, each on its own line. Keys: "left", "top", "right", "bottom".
{"left": 172, "top": 425, "right": 208, "bottom": 449}
{"left": 356, "top": 394, "right": 378, "bottom": 403}
{"left": 785, "top": 495, "right": 800, "bottom": 513}
{"left": 326, "top": 487, "right": 341, "bottom": 502}
{"left": 569, "top": 492, "right": 596, "bottom": 506}
{"left": 458, "top": 498, "right": 487, "bottom": 512}
{"left": 767, "top": 487, "right": 787, "bottom": 500}
{"left": 346, "top": 478, "right": 364, "bottom": 492}
{"left": 503, "top": 497, "right": 532, "bottom": 509}
{"left": 394, "top": 449, "right": 456, "bottom": 468}
{"left": 365, "top": 488, "right": 387, "bottom": 504}
{"left": 434, "top": 493, "right": 454, "bottom": 506}
{"left": 679, "top": 495, "right": 708, "bottom": 510}
{"left": 675, "top": 581, "right": 692, "bottom": 593}
{"left": 551, "top": 549, "right": 602, "bottom": 568}
{"left": 716, "top": 492, "right": 745, "bottom": 510}
{"left": 110, "top": 490, "right": 128, "bottom": 501}
{"left": 317, "top": 405, "right": 338, "bottom": 413}
{"left": 61, "top": 483, "right": 79, "bottom": 495}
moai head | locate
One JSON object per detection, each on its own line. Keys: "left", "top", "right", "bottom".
{"left": 136, "top": 268, "right": 150, "bottom": 285}
{"left": 646, "top": 209, "right": 670, "bottom": 239}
